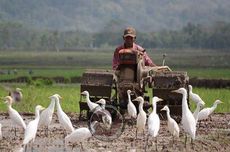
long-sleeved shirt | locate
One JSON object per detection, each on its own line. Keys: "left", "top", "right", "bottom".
{"left": 112, "top": 43, "right": 155, "bottom": 70}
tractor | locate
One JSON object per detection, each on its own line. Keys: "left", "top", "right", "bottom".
{"left": 79, "top": 49, "right": 189, "bottom": 121}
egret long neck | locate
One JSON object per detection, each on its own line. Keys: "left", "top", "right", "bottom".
{"left": 210, "top": 103, "right": 218, "bottom": 113}
{"left": 189, "top": 87, "right": 192, "bottom": 94}
{"left": 194, "top": 104, "right": 201, "bottom": 115}
{"left": 56, "top": 98, "right": 62, "bottom": 112}
{"left": 86, "top": 94, "right": 92, "bottom": 104}
{"left": 7, "top": 104, "right": 12, "bottom": 110}
{"left": 193, "top": 104, "right": 201, "bottom": 122}
{"left": 152, "top": 102, "right": 157, "bottom": 115}
{"left": 35, "top": 109, "right": 40, "bottom": 120}
{"left": 182, "top": 91, "right": 189, "bottom": 113}
{"left": 166, "top": 109, "right": 171, "bottom": 119}
{"left": 48, "top": 99, "right": 55, "bottom": 110}
{"left": 101, "top": 104, "right": 105, "bottom": 109}
{"left": 139, "top": 101, "right": 144, "bottom": 112}
{"left": 128, "top": 93, "right": 131, "bottom": 103}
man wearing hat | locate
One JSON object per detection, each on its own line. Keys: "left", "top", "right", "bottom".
{"left": 112, "top": 27, "right": 156, "bottom": 70}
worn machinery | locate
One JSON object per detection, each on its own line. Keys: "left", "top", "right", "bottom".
{"left": 79, "top": 49, "right": 189, "bottom": 121}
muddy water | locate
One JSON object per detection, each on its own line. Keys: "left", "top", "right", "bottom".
{"left": 0, "top": 113, "right": 230, "bottom": 152}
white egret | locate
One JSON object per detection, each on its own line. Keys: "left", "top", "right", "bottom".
{"left": 188, "top": 85, "right": 205, "bottom": 106}
{"left": 161, "top": 105, "right": 180, "bottom": 143}
{"left": 4, "top": 96, "right": 26, "bottom": 136}
{"left": 65, "top": 121, "right": 98, "bottom": 150}
{"left": 96, "top": 99, "right": 112, "bottom": 129}
{"left": 145, "top": 96, "right": 163, "bottom": 151}
{"left": 23, "top": 105, "right": 45, "bottom": 151}
{"left": 38, "top": 95, "right": 56, "bottom": 136}
{"left": 55, "top": 94, "right": 74, "bottom": 134}
{"left": 0, "top": 123, "right": 2, "bottom": 140}
{"left": 81, "top": 91, "right": 101, "bottom": 112}
{"left": 197, "top": 100, "right": 223, "bottom": 121}
{"left": 127, "top": 90, "right": 137, "bottom": 119}
{"left": 172, "top": 88, "right": 196, "bottom": 147}
{"left": 96, "top": 99, "right": 106, "bottom": 109}
{"left": 133, "top": 96, "right": 146, "bottom": 139}
{"left": 193, "top": 102, "right": 204, "bottom": 124}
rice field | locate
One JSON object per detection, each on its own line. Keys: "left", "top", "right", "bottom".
{"left": 0, "top": 49, "right": 229, "bottom": 113}
{"left": 0, "top": 49, "right": 230, "bottom": 81}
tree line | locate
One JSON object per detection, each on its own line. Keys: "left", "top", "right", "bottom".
{"left": 0, "top": 21, "right": 230, "bottom": 51}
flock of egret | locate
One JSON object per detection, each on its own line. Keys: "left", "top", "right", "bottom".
{"left": 127, "top": 85, "right": 223, "bottom": 150}
{"left": 0, "top": 85, "right": 223, "bottom": 151}
{"left": 0, "top": 91, "right": 113, "bottom": 151}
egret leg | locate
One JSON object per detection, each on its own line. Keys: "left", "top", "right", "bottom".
{"left": 63, "top": 130, "right": 67, "bottom": 139}
{"left": 135, "top": 128, "right": 138, "bottom": 140}
{"left": 172, "top": 136, "right": 175, "bottom": 144}
{"left": 14, "top": 127, "right": 16, "bottom": 136}
{"left": 71, "top": 143, "right": 78, "bottom": 151}
{"left": 155, "top": 137, "right": 158, "bottom": 152}
{"left": 63, "top": 142, "right": 67, "bottom": 152}
{"left": 209, "top": 116, "right": 212, "bottom": 121}
{"left": 45, "top": 126, "right": 49, "bottom": 137}
{"left": 30, "top": 141, "right": 34, "bottom": 152}
{"left": 184, "top": 134, "right": 187, "bottom": 148}
{"left": 132, "top": 117, "right": 136, "bottom": 126}
{"left": 144, "top": 134, "right": 149, "bottom": 152}
{"left": 197, "top": 121, "right": 200, "bottom": 129}
{"left": 80, "top": 142, "right": 84, "bottom": 151}
{"left": 143, "top": 130, "right": 145, "bottom": 139}
{"left": 191, "top": 138, "right": 194, "bottom": 149}
{"left": 24, "top": 145, "right": 27, "bottom": 152}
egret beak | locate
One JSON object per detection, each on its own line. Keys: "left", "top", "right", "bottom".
{"left": 160, "top": 108, "right": 165, "bottom": 111}
{"left": 132, "top": 98, "right": 138, "bottom": 102}
{"left": 130, "top": 91, "right": 135, "bottom": 95}
{"left": 16, "top": 88, "right": 22, "bottom": 91}
{"left": 96, "top": 100, "right": 102, "bottom": 104}
{"left": 157, "top": 98, "right": 163, "bottom": 102}
{"left": 171, "top": 90, "right": 178, "bottom": 93}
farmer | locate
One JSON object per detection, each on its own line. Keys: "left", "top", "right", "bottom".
{"left": 112, "top": 26, "right": 156, "bottom": 70}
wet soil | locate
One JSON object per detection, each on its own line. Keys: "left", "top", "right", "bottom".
{"left": 0, "top": 112, "right": 230, "bottom": 152}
